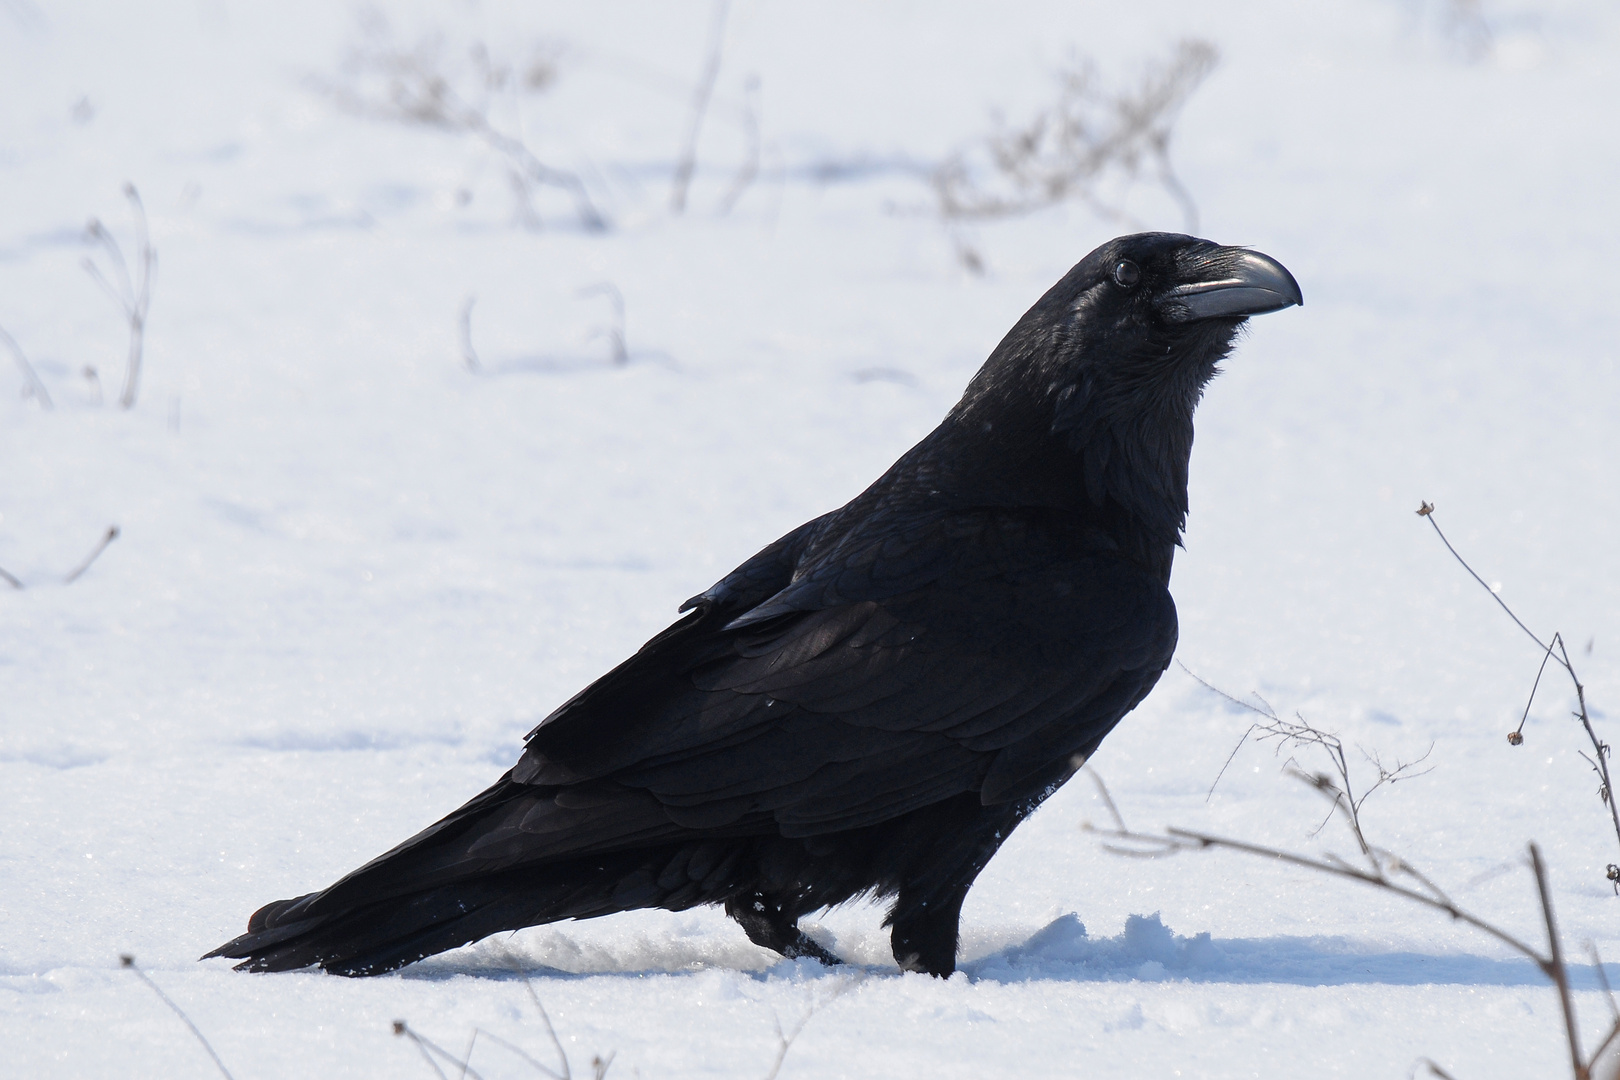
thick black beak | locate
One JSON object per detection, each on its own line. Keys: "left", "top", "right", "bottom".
{"left": 1159, "top": 247, "right": 1303, "bottom": 322}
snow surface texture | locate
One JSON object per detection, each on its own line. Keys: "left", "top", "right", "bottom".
{"left": 3, "top": 1, "right": 1619, "bottom": 1076}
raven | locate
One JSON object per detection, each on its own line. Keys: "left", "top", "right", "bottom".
{"left": 207, "top": 232, "right": 1300, "bottom": 977}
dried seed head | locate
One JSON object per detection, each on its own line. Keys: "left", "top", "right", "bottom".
{"left": 1507, "top": 731, "right": 1524, "bottom": 746}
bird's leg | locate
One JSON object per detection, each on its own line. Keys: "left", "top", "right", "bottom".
{"left": 888, "top": 885, "right": 968, "bottom": 977}
{"left": 724, "top": 892, "right": 842, "bottom": 966}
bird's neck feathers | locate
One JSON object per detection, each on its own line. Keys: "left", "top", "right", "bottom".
{"left": 937, "top": 316, "right": 1240, "bottom": 572}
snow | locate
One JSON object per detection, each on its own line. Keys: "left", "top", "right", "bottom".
{"left": 3, "top": 0, "right": 1620, "bottom": 1076}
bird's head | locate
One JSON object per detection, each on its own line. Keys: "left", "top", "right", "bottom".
{"left": 947, "top": 232, "right": 1301, "bottom": 557}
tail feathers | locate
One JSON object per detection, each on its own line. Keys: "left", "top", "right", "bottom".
{"left": 203, "top": 846, "right": 739, "bottom": 975}
{"left": 270, "top": 776, "right": 695, "bottom": 926}
{"left": 200, "top": 894, "right": 325, "bottom": 959}
{"left": 208, "top": 878, "right": 548, "bottom": 975}
{"left": 204, "top": 773, "right": 769, "bottom": 975}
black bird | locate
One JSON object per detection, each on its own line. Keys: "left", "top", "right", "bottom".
{"left": 206, "top": 232, "right": 1300, "bottom": 977}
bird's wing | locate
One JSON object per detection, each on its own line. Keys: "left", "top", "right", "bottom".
{"left": 512, "top": 505, "right": 1176, "bottom": 839}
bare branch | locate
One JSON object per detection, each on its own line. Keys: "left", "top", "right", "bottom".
{"left": 1529, "top": 845, "right": 1584, "bottom": 1075}
{"left": 1421, "top": 506, "right": 1549, "bottom": 654}
{"left": 459, "top": 296, "right": 482, "bottom": 373}
{"left": 1587, "top": 941, "right": 1618, "bottom": 1027}
{"left": 1421, "top": 505, "right": 1620, "bottom": 884}
{"left": 80, "top": 256, "right": 128, "bottom": 312}
{"left": 670, "top": 0, "right": 730, "bottom": 214}
{"left": 524, "top": 980, "right": 570, "bottom": 1078}
{"left": 325, "top": 18, "right": 604, "bottom": 231}
{"left": 392, "top": 1020, "right": 486, "bottom": 1080}
{"left": 1185, "top": 667, "right": 1431, "bottom": 870}
{"left": 394, "top": 1021, "right": 450, "bottom": 1080}
{"left": 84, "top": 218, "right": 134, "bottom": 309}
{"left": 0, "top": 323, "right": 53, "bottom": 408}
{"left": 82, "top": 186, "right": 155, "bottom": 409}
{"left": 717, "top": 73, "right": 761, "bottom": 216}
{"left": 762, "top": 974, "right": 860, "bottom": 1080}
{"left": 1415, "top": 1059, "right": 1462, "bottom": 1080}
{"left": 121, "top": 955, "right": 236, "bottom": 1080}
{"left": 63, "top": 525, "right": 119, "bottom": 585}
{"left": 1090, "top": 748, "right": 1614, "bottom": 1078}
{"left": 1588, "top": 1019, "right": 1620, "bottom": 1080}
{"left": 466, "top": 1028, "right": 564, "bottom": 1080}
{"left": 933, "top": 40, "right": 1217, "bottom": 232}
{"left": 1083, "top": 766, "right": 1129, "bottom": 834}
{"left": 1166, "top": 827, "right": 1549, "bottom": 965}
{"left": 578, "top": 283, "right": 627, "bottom": 365}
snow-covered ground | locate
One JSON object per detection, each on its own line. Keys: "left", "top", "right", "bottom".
{"left": 3, "top": 1, "right": 1619, "bottom": 1076}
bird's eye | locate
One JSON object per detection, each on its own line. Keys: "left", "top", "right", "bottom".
{"left": 1112, "top": 260, "right": 1141, "bottom": 288}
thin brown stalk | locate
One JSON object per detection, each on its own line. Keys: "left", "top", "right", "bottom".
{"left": 393, "top": 1020, "right": 486, "bottom": 1080}
{"left": 83, "top": 184, "right": 154, "bottom": 409}
{"left": 63, "top": 525, "right": 119, "bottom": 584}
{"left": 1159, "top": 827, "right": 1545, "bottom": 961}
{"left": 327, "top": 23, "right": 604, "bottom": 231}
{"left": 506, "top": 953, "right": 570, "bottom": 1080}
{"left": 121, "top": 955, "right": 235, "bottom": 1080}
{"left": 459, "top": 296, "right": 482, "bottom": 373}
{"left": 1530, "top": 844, "right": 1584, "bottom": 1077}
{"left": 467, "top": 1028, "right": 563, "bottom": 1079}
{"left": 717, "top": 73, "right": 761, "bottom": 216}
{"left": 1421, "top": 505, "right": 1620, "bottom": 881}
{"left": 670, "top": 0, "right": 730, "bottom": 213}
{"left": 1087, "top": 766, "right": 1612, "bottom": 1078}
{"left": 578, "top": 283, "right": 627, "bottom": 365}
{"left": 0, "top": 324, "right": 52, "bottom": 408}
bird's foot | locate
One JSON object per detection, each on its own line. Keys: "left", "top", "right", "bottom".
{"left": 725, "top": 892, "right": 843, "bottom": 967}
{"left": 780, "top": 930, "right": 843, "bottom": 966}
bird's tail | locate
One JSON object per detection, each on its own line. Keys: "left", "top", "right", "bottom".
{"left": 203, "top": 854, "right": 665, "bottom": 975}
{"left": 203, "top": 773, "right": 750, "bottom": 975}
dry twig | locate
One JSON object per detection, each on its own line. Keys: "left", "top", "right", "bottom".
{"left": 326, "top": 15, "right": 604, "bottom": 232}
{"left": 1187, "top": 662, "right": 1433, "bottom": 867}
{"left": 0, "top": 323, "right": 52, "bottom": 408}
{"left": 578, "top": 283, "right": 628, "bottom": 365}
{"left": 83, "top": 184, "right": 154, "bottom": 410}
{"left": 508, "top": 953, "right": 572, "bottom": 1079}
{"left": 671, "top": 0, "right": 731, "bottom": 214}
{"left": 459, "top": 296, "right": 482, "bottom": 373}
{"left": 1419, "top": 503, "right": 1620, "bottom": 888}
{"left": 395, "top": 956, "right": 615, "bottom": 1080}
{"left": 717, "top": 73, "right": 762, "bottom": 216}
{"left": 933, "top": 40, "right": 1217, "bottom": 233}
{"left": 121, "top": 955, "right": 235, "bottom": 1080}
{"left": 1085, "top": 769, "right": 1617, "bottom": 1077}
{"left": 394, "top": 1020, "right": 473, "bottom": 1080}
{"left": 761, "top": 973, "right": 861, "bottom": 1080}
{"left": 63, "top": 525, "right": 119, "bottom": 585}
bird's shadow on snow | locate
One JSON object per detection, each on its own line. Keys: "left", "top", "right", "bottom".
{"left": 402, "top": 912, "right": 1618, "bottom": 990}
{"left": 961, "top": 913, "right": 1620, "bottom": 990}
